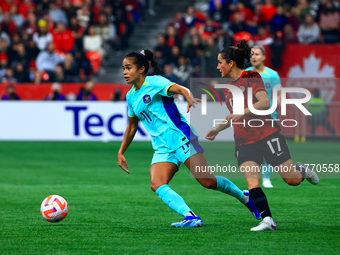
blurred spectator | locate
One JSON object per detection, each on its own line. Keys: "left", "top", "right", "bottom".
{"left": 162, "top": 64, "right": 177, "bottom": 82}
{"left": 307, "top": 89, "right": 336, "bottom": 136}
{"left": 261, "top": 0, "right": 276, "bottom": 22}
{"left": 229, "top": 12, "right": 246, "bottom": 34}
{"left": 253, "top": 25, "right": 274, "bottom": 45}
{"left": 62, "top": 0, "right": 76, "bottom": 21}
{"left": 38, "top": 0, "right": 50, "bottom": 12}
{"left": 232, "top": 1, "right": 253, "bottom": 23}
{"left": 112, "top": 88, "right": 121, "bottom": 101}
{"left": 45, "top": 82, "right": 66, "bottom": 100}
{"left": 167, "top": 45, "right": 180, "bottom": 67}
{"left": 63, "top": 53, "right": 80, "bottom": 82}
{"left": 153, "top": 49, "right": 166, "bottom": 72}
{"left": 21, "top": 12, "right": 37, "bottom": 38}
{"left": 54, "top": 65, "right": 65, "bottom": 83}
{"left": 182, "top": 26, "right": 203, "bottom": 51}
{"left": 1, "top": 84, "right": 20, "bottom": 100}
{"left": 316, "top": 0, "right": 329, "bottom": 23}
{"left": 292, "top": 0, "right": 310, "bottom": 24}
{"left": 284, "top": 5, "right": 299, "bottom": 32}
{"left": 319, "top": 1, "right": 340, "bottom": 44}
{"left": 36, "top": 42, "right": 64, "bottom": 74}
{"left": 215, "top": 26, "right": 232, "bottom": 51}
{"left": 69, "top": 16, "right": 85, "bottom": 51}
{"left": 165, "top": 25, "right": 181, "bottom": 49}
{"left": 75, "top": 50, "right": 92, "bottom": 79}
{"left": 167, "top": 12, "right": 188, "bottom": 41}
{"left": 297, "top": 14, "right": 320, "bottom": 44}
{"left": 95, "top": 12, "right": 117, "bottom": 52}
{"left": 113, "top": 3, "right": 134, "bottom": 50}
{"left": 270, "top": 5, "right": 288, "bottom": 33}
{"left": 0, "top": 38, "right": 7, "bottom": 54}
{"left": 1, "top": 11, "right": 17, "bottom": 38}
{"left": 173, "top": 55, "right": 192, "bottom": 88}
{"left": 33, "top": 19, "right": 52, "bottom": 51}
{"left": 19, "top": 0, "right": 37, "bottom": 19}
{"left": 76, "top": 3, "right": 90, "bottom": 29}
{"left": 13, "top": 62, "right": 29, "bottom": 83}
{"left": 49, "top": 0, "right": 68, "bottom": 25}
{"left": 184, "top": 35, "right": 204, "bottom": 60}
{"left": 84, "top": 25, "right": 105, "bottom": 57}
{"left": 183, "top": 5, "right": 201, "bottom": 28}
{"left": 77, "top": 80, "right": 97, "bottom": 100}
{"left": 154, "top": 34, "right": 171, "bottom": 60}
{"left": 52, "top": 22, "right": 75, "bottom": 54}
{"left": 209, "top": 0, "right": 231, "bottom": 26}
{"left": 0, "top": 24, "right": 10, "bottom": 45}
{"left": 201, "top": 17, "right": 218, "bottom": 40}
{"left": 283, "top": 24, "right": 299, "bottom": 44}
{"left": 6, "top": 33, "right": 20, "bottom": 61}
{"left": 26, "top": 40, "right": 40, "bottom": 60}
{"left": 246, "top": 4, "right": 266, "bottom": 35}
{"left": 0, "top": 53, "right": 8, "bottom": 78}
{"left": 204, "top": 36, "right": 220, "bottom": 78}
{"left": 13, "top": 43, "right": 31, "bottom": 69}
{"left": 2, "top": 67, "right": 17, "bottom": 83}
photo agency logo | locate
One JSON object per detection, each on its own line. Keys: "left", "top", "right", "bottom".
{"left": 198, "top": 81, "right": 312, "bottom": 128}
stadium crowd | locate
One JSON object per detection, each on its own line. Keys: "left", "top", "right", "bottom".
{"left": 0, "top": 0, "right": 141, "bottom": 85}
{"left": 0, "top": 0, "right": 340, "bottom": 101}
{"left": 152, "top": 0, "right": 340, "bottom": 88}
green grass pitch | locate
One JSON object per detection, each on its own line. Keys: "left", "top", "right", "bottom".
{"left": 0, "top": 141, "right": 339, "bottom": 254}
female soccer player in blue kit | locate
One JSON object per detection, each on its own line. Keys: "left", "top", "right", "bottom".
{"left": 117, "top": 49, "right": 261, "bottom": 228}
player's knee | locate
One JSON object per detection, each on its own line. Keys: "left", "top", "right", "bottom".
{"left": 150, "top": 181, "right": 168, "bottom": 192}
{"left": 285, "top": 178, "right": 302, "bottom": 186}
{"left": 200, "top": 179, "right": 217, "bottom": 189}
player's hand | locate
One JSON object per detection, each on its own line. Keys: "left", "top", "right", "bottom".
{"left": 187, "top": 96, "right": 201, "bottom": 113}
{"left": 205, "top": 128, "right": 219, "bottom": 141}
{"left": 117, "top": 153, "right": 129, "bottom": 173}
{"left": 226, "top": 114, "right": 244, "bottom": 122}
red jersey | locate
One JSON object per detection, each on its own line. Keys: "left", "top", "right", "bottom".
{"left": 224, "top": 70, "right": 280, "bottom": 148}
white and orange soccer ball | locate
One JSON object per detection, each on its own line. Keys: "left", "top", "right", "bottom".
{"left": 40, "top": 195, "right": 69, "bottom": 223}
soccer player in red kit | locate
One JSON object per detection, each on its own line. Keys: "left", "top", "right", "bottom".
{"left": 205, "top": 40, "right": 319, "bottom": 231}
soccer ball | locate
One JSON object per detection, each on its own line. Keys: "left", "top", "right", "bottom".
{"left": 40, "top": 195, "right": 69, "bottom": 223}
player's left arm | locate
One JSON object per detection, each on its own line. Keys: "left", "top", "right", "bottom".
{"left": 168, "top": 84, "right": 201, "bottom": 113}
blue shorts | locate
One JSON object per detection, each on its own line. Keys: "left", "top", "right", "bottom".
{"left": 151, "top": 139, "right": 204, "bottom": 167}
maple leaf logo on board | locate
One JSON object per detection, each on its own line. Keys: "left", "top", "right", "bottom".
{"left": 288, "top": 53, "right": 335, "bottom": 78}
{"left": 286, "top": 53, "right": 336, "bottom": 103}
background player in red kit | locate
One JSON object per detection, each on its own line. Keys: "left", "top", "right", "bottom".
{"left": 205, "top": 40, "right": 319, "bottom": 231}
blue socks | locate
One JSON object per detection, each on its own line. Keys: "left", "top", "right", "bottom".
{"left": 155, "top": 184, "right": 192, "bottom": 216}
{"left": 215, "top": 176, "right": 244, "bottom": 201}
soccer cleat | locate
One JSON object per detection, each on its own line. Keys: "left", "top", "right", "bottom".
{"left": 171, "top": 216, "right": 203, "bottom": 228}
{"left": 250, "top": 216, "right": 277, "bottom": 231}
{"left": 262, "top": 178, "right": 274, "bottom": 188}
{"left": 295, "top": 162, "right": 319, "bottom": 185}
{"left": 243, "top": 190, "right": 262, "bottom": 220}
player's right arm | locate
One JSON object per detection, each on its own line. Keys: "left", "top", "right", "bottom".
{"left": 205, "top": 120, "right": 231, "bottom": 141}
{"left": 117, "top": 116, "right": 139, "bottom": 173}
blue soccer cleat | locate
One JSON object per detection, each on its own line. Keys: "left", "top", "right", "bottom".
{"left": 243, "top": 190, "right": 262, "bottom": 220}
{"left": 171, "top": 216, "right": 203, "bottom": 228}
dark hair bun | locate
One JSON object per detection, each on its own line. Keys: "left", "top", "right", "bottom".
{"left": 142, "top": 49, "right": 161, "bottom": 74}
{"left": 237, "top": 40, "right": 251, "bottom": 62}
{"left": 143, "top": 49, "right": 154, "bottom": 62}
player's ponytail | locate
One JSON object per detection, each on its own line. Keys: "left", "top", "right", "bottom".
{"left": 219, "top": 39, "right": 251, "bottom": 69}
{"left": 125, "top": 49, "right": 161, "bottom": 75}
{"left": 143, "top": 49, "right": 162, "bottom": 75}
{"left": 236, "top": 40, "right": 251, "bottom": 63}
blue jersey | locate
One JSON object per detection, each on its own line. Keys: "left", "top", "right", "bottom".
{"left": 126, "top": 75, "right": 198, "bottom": 153}
{"left": 245, "top": 66, "right": 281, "bottom": 118}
